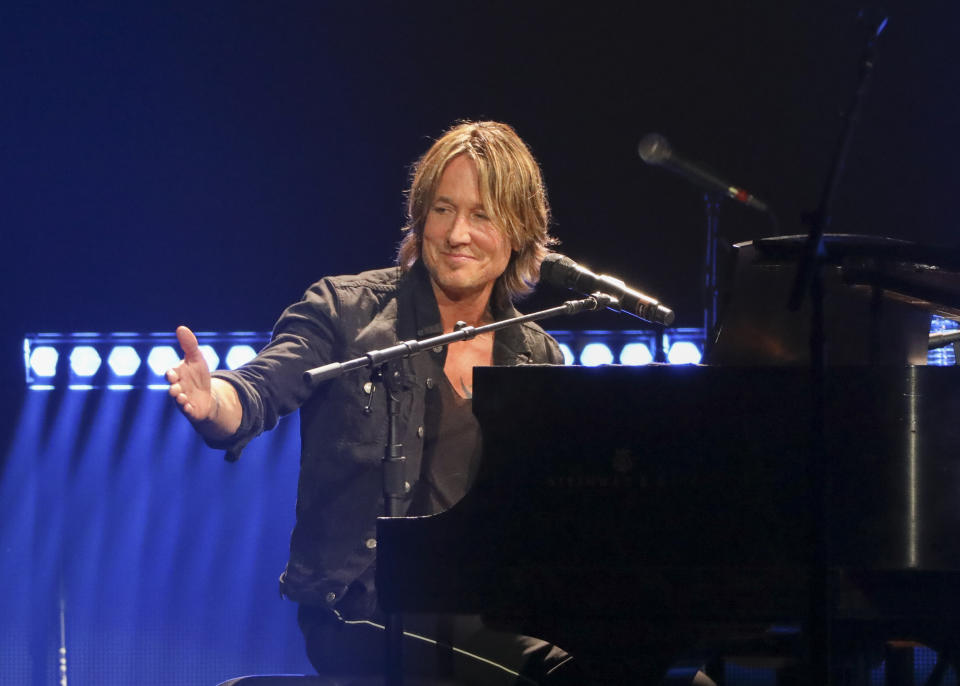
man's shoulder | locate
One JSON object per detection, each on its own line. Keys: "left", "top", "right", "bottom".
{"left": 321, "top": 266, "right": 403, "bottom": 293}
{"left": 515, "top": 318, "right": 564, "bottom": 365}
{"left": 518, "top": 319, "right": 554, "bottom": 342}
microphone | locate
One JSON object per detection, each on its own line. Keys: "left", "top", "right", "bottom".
{"left": 540, "top": 253, "right": 675, "bottom": 326}
{"left": 638, "top": 133, "right": 769, "bottom": 213}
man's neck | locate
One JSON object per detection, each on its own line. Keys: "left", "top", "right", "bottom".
{"left": 431, "top": 282, "right": 496, "bottom": 333}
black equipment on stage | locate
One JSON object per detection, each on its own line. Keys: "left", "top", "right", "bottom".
{"left": 376, "top": 235, "right": 960, "bottom": 685}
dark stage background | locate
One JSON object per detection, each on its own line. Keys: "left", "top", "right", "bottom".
{"left": 2, "top": 2, "right": 959, "bottom": 684}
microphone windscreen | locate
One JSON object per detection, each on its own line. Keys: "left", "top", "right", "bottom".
{"left": 539, "top": 253, "right": 578, "bottom": 289}
{"left": 638, "top": 133, "right": 672, "bottom": 165}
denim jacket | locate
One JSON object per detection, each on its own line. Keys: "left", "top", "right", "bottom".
{"left": 211, "top": 260, "right": 563, "bottom": 609}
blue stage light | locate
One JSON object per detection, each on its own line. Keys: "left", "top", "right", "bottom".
{"left": 29, "top": 346, "right": 59, "bottom": 377}
{"left": 620, "top": 342, "right": 653, "bottom": 366}
{"left": 225, "top": 345, "right": 256, "bottom": 370}
{"left": 557, "top": 343, "right": 575, "bottom": 366}
{"left": 580, "top": 343, "right": 614, "bottom": 367}
{"left": 69, "top": 346, "right": 102, "bottom": 377}
{"left": 198, "top": 345, "right": 219, "bottom": 371}
{"left": 107, "top": 346, "right": 141, "bottom": 376}
{"left": 667, "top": 341, "right": 702, "bottom": 365}
{"left": 147, "top": 346, "right": 180, "bottom": 377}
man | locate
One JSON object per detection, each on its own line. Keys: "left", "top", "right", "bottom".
{"left": 166, "top": 121, "right": 575, "bottom": 684}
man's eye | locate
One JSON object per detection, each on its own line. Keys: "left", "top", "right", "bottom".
{"left": 433, "top": 206, "right": 450, "bottom": 214}
{"left": 473, "top": 213, "right": 489, "bottom": 221}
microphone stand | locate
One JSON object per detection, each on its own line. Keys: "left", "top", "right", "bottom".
{"left": 785, "top": 12, "right": 887, "bottom": 686}
{"left": 302, "top": 292, "right": 618, "bottom": 686}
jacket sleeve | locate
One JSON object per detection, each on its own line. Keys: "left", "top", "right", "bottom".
{"left": 207, "top": 278, "right": 343, "bottom": 460}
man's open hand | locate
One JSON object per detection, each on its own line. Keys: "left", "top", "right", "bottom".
{"left": 166, "top": 325, "right": 217, "bottom": 422}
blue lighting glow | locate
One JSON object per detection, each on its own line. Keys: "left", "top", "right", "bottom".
{"left": 580, "top": 343, "right": 614, "bottom": 367}
{"left": 557, "top": 343, "right": 575, "bottom": 366}
{"left": 225, "top": 345, "right": 257, "bottom": 370}
{"left": 667, "top": 341, "right": 702, "bottom": 365}
{"left": 107, "top": 346, "right": 141, "bottom": 376}
{"left": 29, "top": 346, "right": 59, "bottom": 377}
{"left": 928, "top": 316, "right": 958, "bottom": 366}
{"left": 199, "top": 345, "right": 220, "bottom": 371}
{"left": 147, "top": 346, "right": 180, "bottom": 376}
{"left": 69, "top": 346, "right": 102, "bottom": 377}
{"left": 620, "top": 342, "right": 653, "bottom": 366}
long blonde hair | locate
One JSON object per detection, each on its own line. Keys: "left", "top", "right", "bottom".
{"left": 397, "top": 121, "right": 556, "bottom": 301}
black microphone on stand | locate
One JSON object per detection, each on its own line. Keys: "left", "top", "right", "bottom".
{"left": 540, "top": 253, "right": 675, "bottom": 326}
{"left": 638, "top": 133, "right": 770, "bottom": 213}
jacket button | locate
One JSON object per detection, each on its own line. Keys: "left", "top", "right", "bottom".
{"left": 425, "top": 377, "right": 435, "bottom": 389}
{"left": 417, "top": 426, "right": 424, "bottom": 438}
{"left": 325, "top": 592, "right": 337, "bottom": 605}
{"left": 363, "top": 381, "right": 373, "bottom": 394}
{"left": 404, "top": 481, "right": 411, "bottom": 493}
{"left": 365, "top": 538, "right": 377, "bottom": 550}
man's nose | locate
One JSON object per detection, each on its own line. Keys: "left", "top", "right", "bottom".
{"left": 446, "top": 213, "right": 472, "bottom": 245}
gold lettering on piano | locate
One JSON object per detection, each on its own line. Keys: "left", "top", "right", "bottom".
{"left": 543, "top": 449, "right": 653, "bottom": 490}
{"left": 544, "top": 473, "right": 639, "bottom": 490}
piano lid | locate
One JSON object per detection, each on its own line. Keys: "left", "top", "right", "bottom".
{"left": 708, "top": 234, "right": 960, "bottom": 366}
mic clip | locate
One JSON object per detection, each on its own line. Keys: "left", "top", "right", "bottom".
{"left": 590, "top": 292, "right": 620, "bottom": 310}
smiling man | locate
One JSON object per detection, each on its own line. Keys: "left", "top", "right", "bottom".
{"left": 166, "top": 121, "right": 575, "bottom": 684}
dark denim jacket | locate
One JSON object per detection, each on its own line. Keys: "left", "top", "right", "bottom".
{"left": 211, "top": 261, "right": 562, "bottom": 609}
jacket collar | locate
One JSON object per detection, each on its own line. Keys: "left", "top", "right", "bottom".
{"left": 396, "top": 260, "right": 533, "bottom": 365}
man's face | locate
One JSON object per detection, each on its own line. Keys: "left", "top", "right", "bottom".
{"left": 421, "top": 154, "right": 513, "bottom": 303}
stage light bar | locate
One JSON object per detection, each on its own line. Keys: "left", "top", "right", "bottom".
{"left": 26, "top": 320, "right": 953, "bottom": 389}
{"left": 226, "top": 345, "right": 257, "bottom": 370}
{"left": 667, "top": 341, "right": 702, "bottom": 365}
{"left": 29, "top": 346, "right": 59, "bottom": 377}
{"left": 21, "top": 332, "right": 272, "bottom": 389}
{"left": 147, "top": 346, "right": 180, "bottom": 377}
{"left": 928, "top": 316, "right": 959, "bottom": 366}
{"left": 107, "top": 346, "right": 141, "bottom": 376}
{"left": 69, "top": 346, "right": 102, "bottom": 377}
{"left": 579, "top": 343, "right": 614, "bottom": 367}
{"left": 620, "top": 342, "right": 653, "bottom": 366}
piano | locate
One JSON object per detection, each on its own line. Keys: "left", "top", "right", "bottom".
{"left": 376, "top": 236, "right": 960, "bottom": 684}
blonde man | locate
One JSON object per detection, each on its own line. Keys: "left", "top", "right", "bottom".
{"left": 167, "top": 121, "right": 576, "bottom": 684}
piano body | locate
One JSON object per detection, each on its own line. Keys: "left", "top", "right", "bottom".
{"left": 377, "top": 236, "right": 960, "bottom": 683}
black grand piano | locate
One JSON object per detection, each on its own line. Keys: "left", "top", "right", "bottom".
{"left": 377, "top": 236, "right": 960, "bottom": 684}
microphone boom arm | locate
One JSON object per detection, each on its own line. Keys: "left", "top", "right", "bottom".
{"left": 303, "top": 293, "right": 617, "bottom": 388}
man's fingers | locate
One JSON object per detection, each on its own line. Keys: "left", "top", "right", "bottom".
{"left": 166, "top": 368, "right": 179, "bottom": 384}
{"left": 176, "top": 393, "right": 198, "bottom": 419}
{"left": 175, "top": 325, "right": 204, "bottom": 363}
